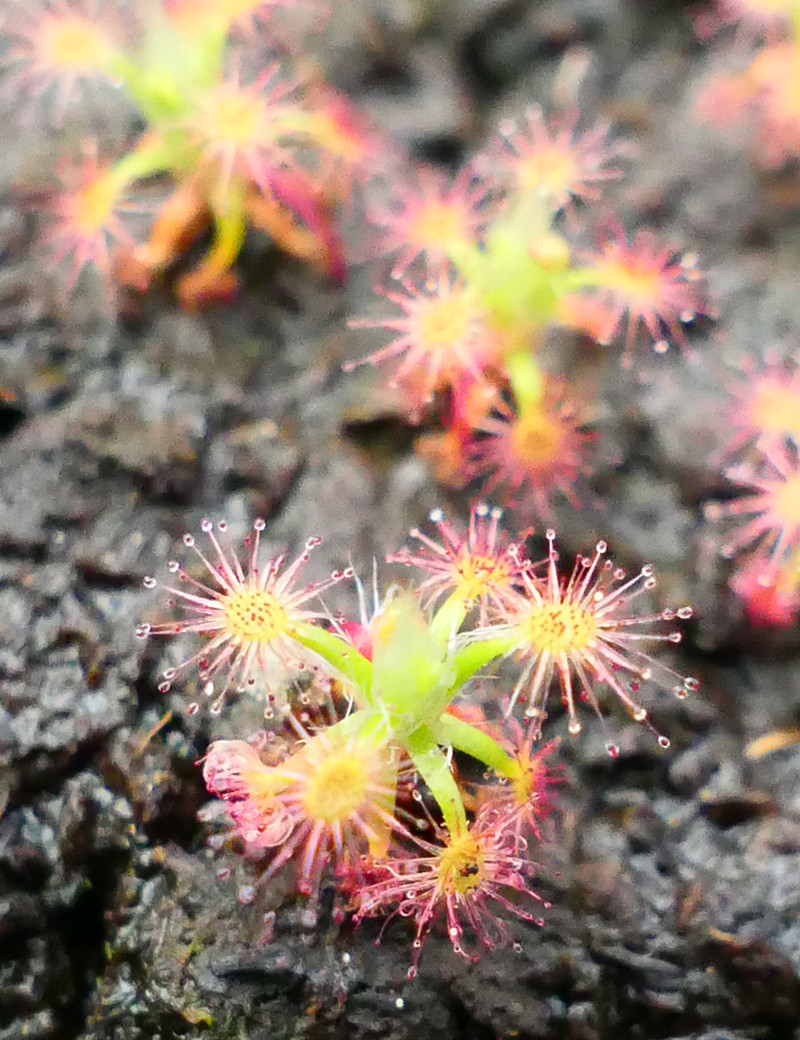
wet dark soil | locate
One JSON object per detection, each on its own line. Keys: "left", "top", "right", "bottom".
{"left": 2, "top": 2, "right": 800, "bottom": 1039}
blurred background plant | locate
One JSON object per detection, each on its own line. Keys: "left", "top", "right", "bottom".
{"left": 5, "top": 0, "right": 376, "bottom": 307}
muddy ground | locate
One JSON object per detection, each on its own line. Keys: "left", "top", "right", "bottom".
{"left": 2, "top": 1, "right": 800, "bottom": 1038}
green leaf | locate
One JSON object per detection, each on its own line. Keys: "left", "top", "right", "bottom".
{"left": 433, "top": 713, "right": 516, "bottom": 779}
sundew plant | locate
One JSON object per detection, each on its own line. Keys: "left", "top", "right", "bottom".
{"left": 6, "top": 0, "right": 368, "bottom": 306}
{"left": 692, "top": 0, "right": 800, "bottom": 622}
{"left": 140, "top": 508, "right": 698, "bottom": 976}
{"left": 14, "top": 0, "right": 791, "bottom": 980}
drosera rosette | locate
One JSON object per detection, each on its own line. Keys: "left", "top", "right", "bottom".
{"left": 353, "top": 810, "right": 550, "bottom": 979}
{"left": 705, "top": 442, "right": 800, "bottom": 626}
{"left": 562, "top": 228, "right": 708, "bottom": 367}
{"left": 472, "top": 529, "right": 699, "bottom": 754}
{"left": 387, "top": 502, "right": 534, "bottom": 626}
{"left": 479, "top": 105, "right": 627, "bottom": 216}
{"left": 366, "top": 162, "right": 491, "bottom": 280}
{"left": 345, "top": 264, "right": 503, "bottom": 419}
{"left": 10, "top": 0, "right": 370, "bottom": 307}
{"left": 693, "top": 0, "right": 800, "bottom": 169}
{"left": 474, "top": 729, "right": 563, "bottom": 849}
{"left": 468, "top": 371, "right": 597, "bottom": 516}
{"left": 714, "top": 352, "right": 800, "bottom": 461}
{"left": 202, "top": 705, "right": 409, "bottom": 907}
{"left": 348, "top": 100, "right": 708, "bottom": 505}
{"left": 144, "top": 506, "right": 699, "bottom": 968}
{"left": 2, "top": 0, "right": 134, "bottom": 124}
{"left": 41, "top": 144, "right": 142, "bottom": 295}
{"left": 137, "top": 516, "right": 354, "bottom": 715}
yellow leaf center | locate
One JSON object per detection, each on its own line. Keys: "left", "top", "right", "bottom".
{"left": 42, "top": 17, "right": 110, "bottom": 72}
{"left": 438, "top": 833, "right": 485, "bottom": 895}
{"left": 598, "top": 257, "right": 661, "bottom": 306}
{"left": 510, "top": 406, "right": 564, "bottom": 469}
{"left": 454, "top": 554, "right": 508, "bottom": 601}
{"left": 202, "top": 92, "right": 264, "bottom": 147}
{"left": 301, "top": 750, "right": 370, "bottom": 823}
{"left": 519, "top": 602, "right": 597, "bottom": 654}
{"left": 224, "top": 589, "right": 289, "bottom": 643}
{"left": 73, "top": 176, "right": 118, "bottom": 234}
{"left": 417, "top": 294, "right": 472, "bottom": 352}
{"left": 410, "top": 202, "right": 468, "bottom": 250}
{"left": 518, "top": 147, "right": 576, "bottom": 200}
{"left": 773, "top": 473, "right": 800, "bottom": 526}
{"left": 749, "top": 384, "right": 800, "bottom": 440}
